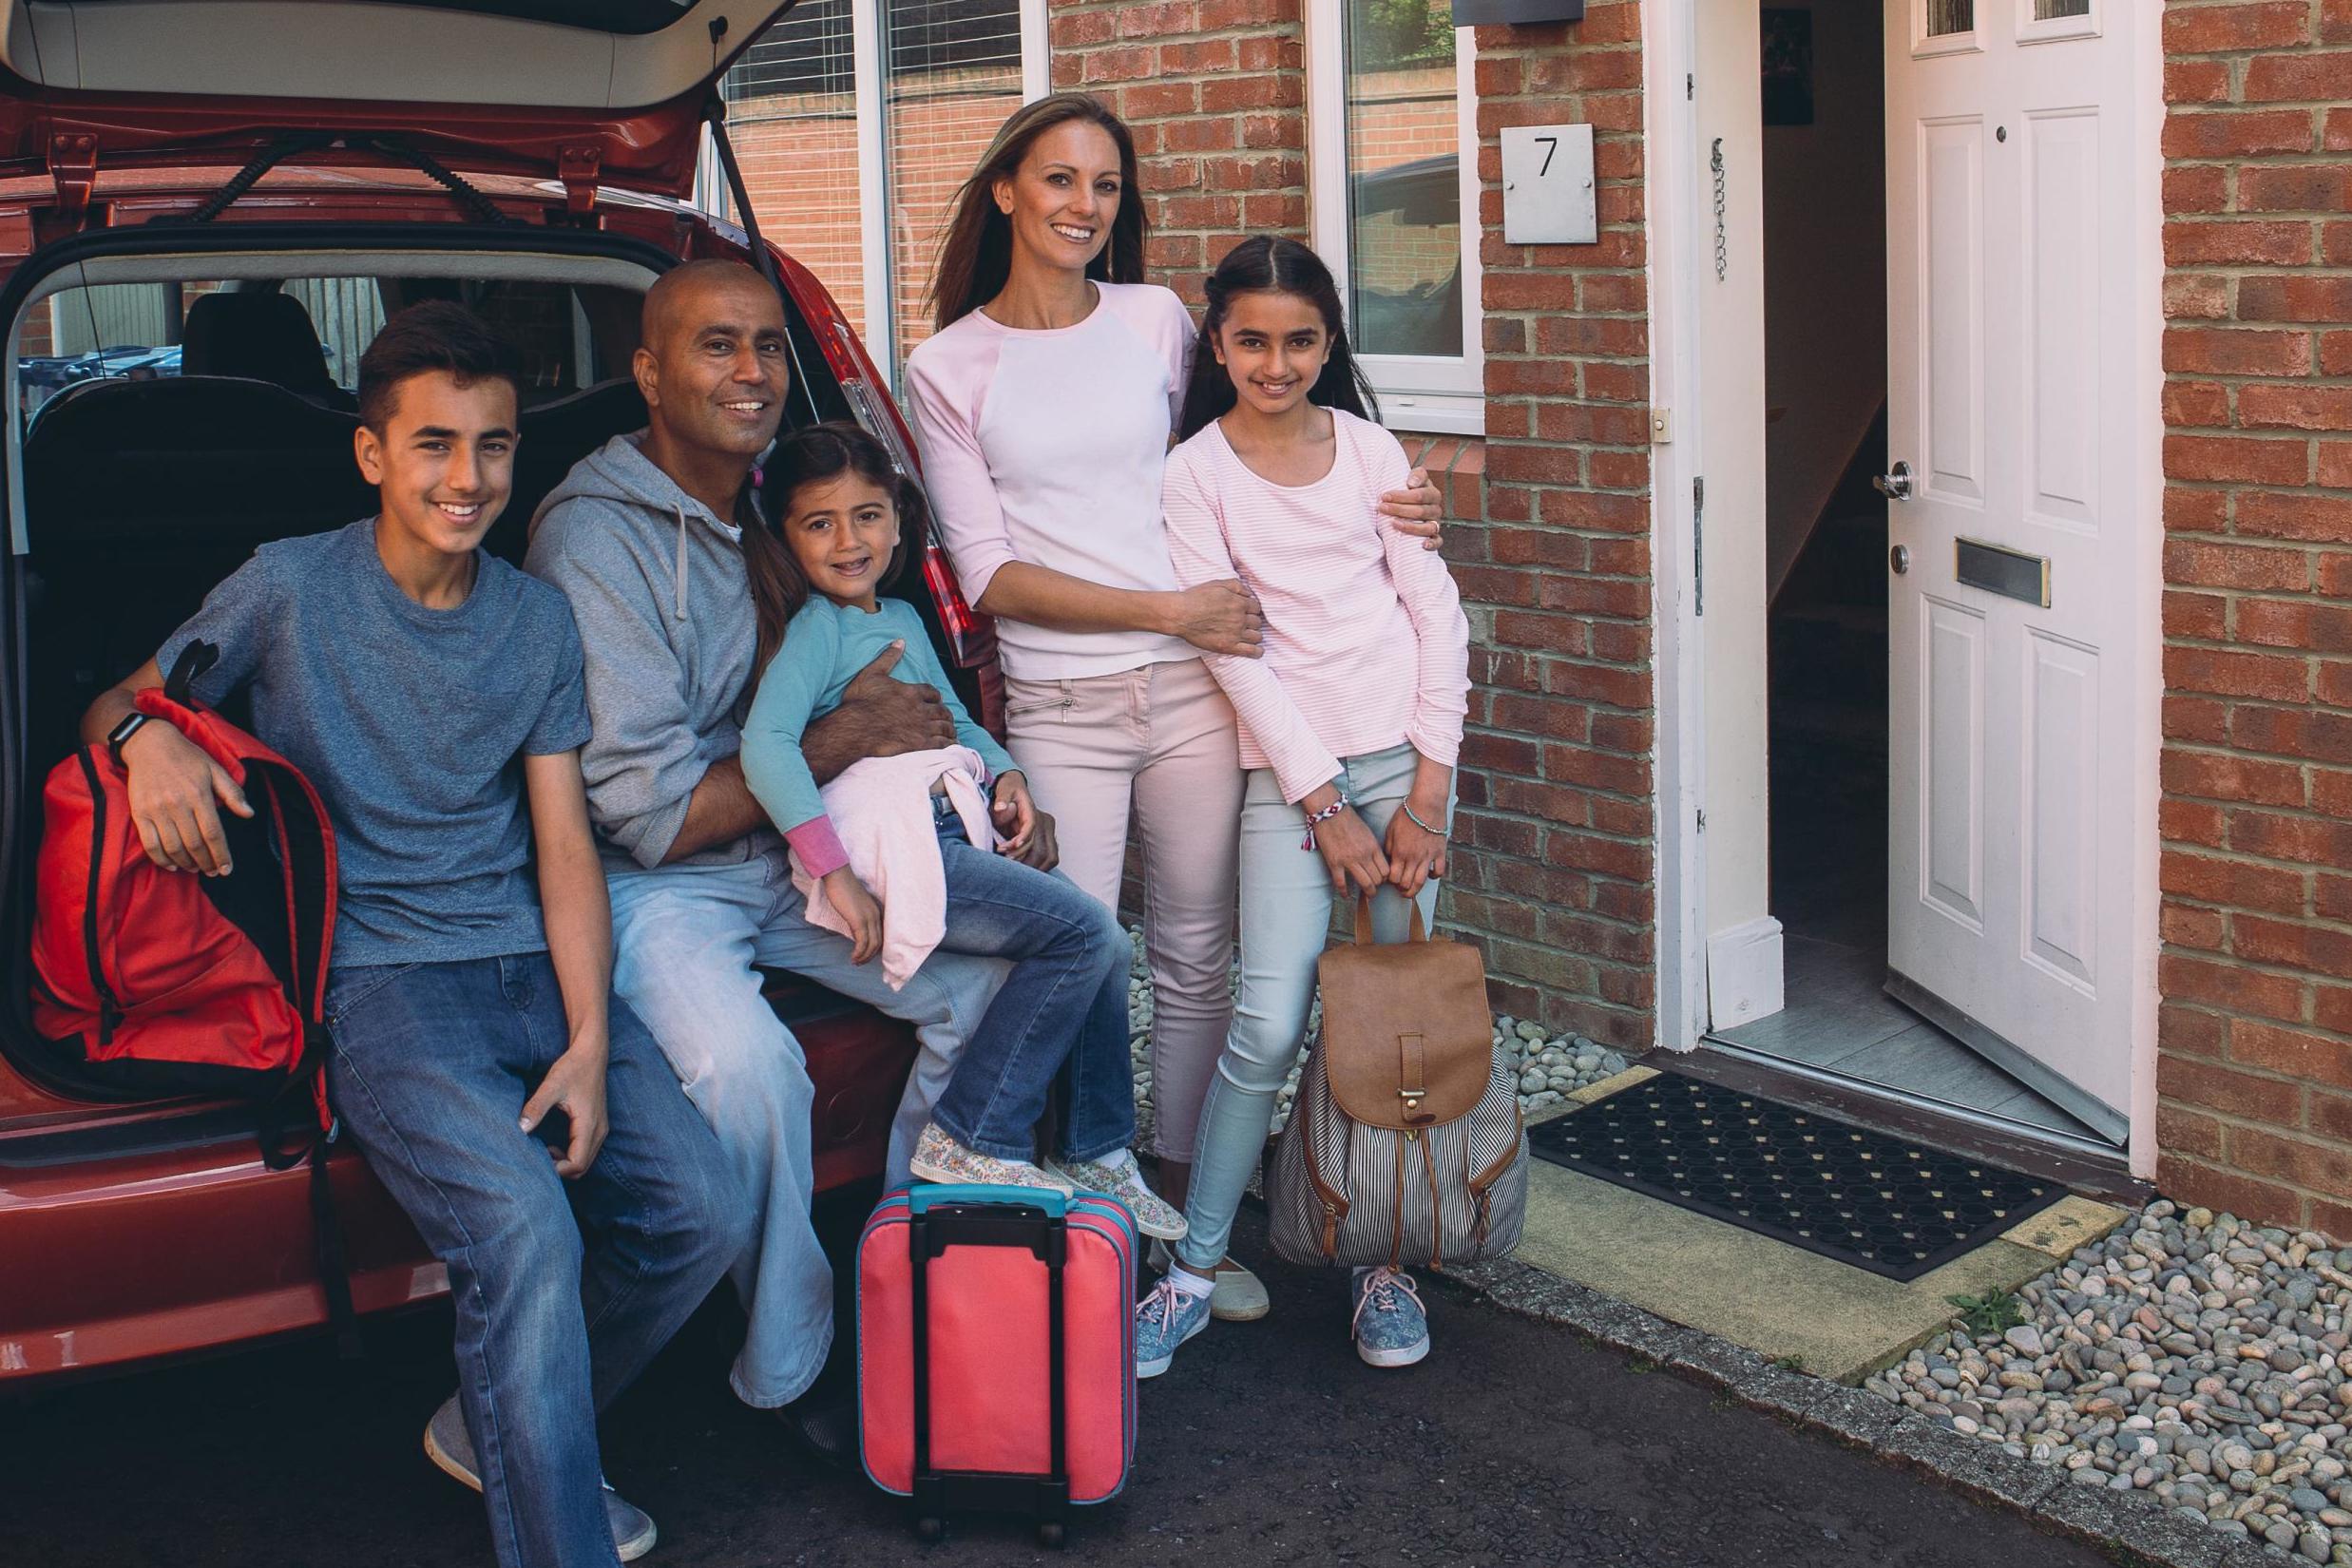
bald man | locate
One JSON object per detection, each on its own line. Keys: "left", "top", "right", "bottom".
{"left": 526, "top": 260, "right": 1001, "bottom": 1453}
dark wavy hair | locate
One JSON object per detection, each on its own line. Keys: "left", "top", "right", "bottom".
{"left": 755, "top": 421, "right": 928, "bottom": 673}
{"left": 927, "top": 93, "right": 1148, "bottom": 333}
{"left": 356, "top": 301, "right": 522, "bottom": 431}
{"left": 1177, "top": 236, "right": 1378, "bottom": 440}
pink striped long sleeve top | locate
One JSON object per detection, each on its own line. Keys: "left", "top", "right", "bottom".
{"left": 1161, "top": 409, "right": 1470, "bottom": 804}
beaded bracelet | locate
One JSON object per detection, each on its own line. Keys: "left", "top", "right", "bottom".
{"left": 1301, "top": 794, "right": 1350, "bottom": 851}
{"left": 1401, "top": 802, "right": 1447, "bottom": 836}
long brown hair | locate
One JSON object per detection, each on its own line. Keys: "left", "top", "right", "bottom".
{"left": 927, "top": 93, "right": 1149, "bottom": 333}
{"left": 751, "top": 421, "right": 928, "bottom": 673}
{"left": 1179, "top": 237, "right": 1378, "bottom": 440}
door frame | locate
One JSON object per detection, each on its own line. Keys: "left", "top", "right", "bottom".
{"left": 1643, "top": 0, "right": 2166, "bottom": 1180}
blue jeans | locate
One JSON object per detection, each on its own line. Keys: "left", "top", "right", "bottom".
{"left": 323, "top": 953, "right": 748, "bottom": 1568}
{"left": 1176, "top": 744, "right": 1444, "bottom": 1275}
{"left": 927, "top": 813, "right": 1137, "bottom": 1162}
{"left": 604, "top": 845, "right": 1004, "bottom": 1407}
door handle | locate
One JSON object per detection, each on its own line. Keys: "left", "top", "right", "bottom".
{"left": 1873, "top": 460, "right": 1913, "bottom": 501}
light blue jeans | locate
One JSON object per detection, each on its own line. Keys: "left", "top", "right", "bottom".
{"left": 1175, "top": 743, "right": 1443, "bottom": 1275}
{"left": 606, "top": 845, "right": 1003, "bottom": 1407}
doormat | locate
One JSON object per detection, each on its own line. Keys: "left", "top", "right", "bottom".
{"left": 1526, "top": 1071, "right": 2066, "bottom": 1282}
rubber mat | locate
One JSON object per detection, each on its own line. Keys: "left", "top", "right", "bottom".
{"left": 1526, "top": 1072, "right": 2068, "bottom": 1282}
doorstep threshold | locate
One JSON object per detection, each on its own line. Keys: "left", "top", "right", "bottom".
{"left": 1681, "top": 1038, "right": 2144, "bottom": 1205}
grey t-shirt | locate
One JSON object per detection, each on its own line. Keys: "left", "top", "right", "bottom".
{"left": 158, "top": 518, "right": 592, "bottom": 969}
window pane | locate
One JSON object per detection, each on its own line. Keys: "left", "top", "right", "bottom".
{"left": 724, "top": 0, "right": 869, "bottom": 336}
{"left": 1345, "top": 0, "right": 1463, "bottom": 359}
{"left": 886, "top": 0, "right": 1024, "bottom": 366}
{"left": 2034, "top": 0, "right": 2089, "bottom": 17}
{"left": 1926, "top": 0, "right": 1973, "bottom": 35}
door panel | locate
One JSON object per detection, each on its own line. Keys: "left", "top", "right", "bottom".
{"left": 1884, "top": 0, "right": 2146, "bottom": 1142}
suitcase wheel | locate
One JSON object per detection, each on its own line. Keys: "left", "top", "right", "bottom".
{"left": 1037, "top": 1521, "right": 1066, "bottom": 1550}
{"left": 914, "top": 1516, "right": 947, "bottom": 1545}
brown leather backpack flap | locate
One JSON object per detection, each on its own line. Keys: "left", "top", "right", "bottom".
{"left": 1315, "top": 934, "right": 1493, "bottom": 1130}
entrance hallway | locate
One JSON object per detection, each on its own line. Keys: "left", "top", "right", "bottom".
{"left": 1714, "top": 462, "right": 2101, "bottom": 1148}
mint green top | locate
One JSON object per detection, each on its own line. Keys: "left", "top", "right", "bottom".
{"left": 740, "top": 596, "right": 1017, "bottom": 845}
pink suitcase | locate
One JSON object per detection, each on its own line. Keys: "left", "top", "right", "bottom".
{"left": 856, "top": 1184, "right": 1138, "bottom": 1545}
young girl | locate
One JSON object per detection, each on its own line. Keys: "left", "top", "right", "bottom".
{"left": 737, "top": 422, "right": 1181, "bottom": 1236}
{"left": 1136, "top": 238, "right": 1470, "bottom": 1373}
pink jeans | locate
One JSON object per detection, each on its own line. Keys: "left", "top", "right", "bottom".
{"left": 1002, "top": 656, "right": 1242, "bottom": 1161}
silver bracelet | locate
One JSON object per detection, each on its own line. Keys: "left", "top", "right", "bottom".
{"left": 1401, "top": 802, "right": 1446, "bottom": 835}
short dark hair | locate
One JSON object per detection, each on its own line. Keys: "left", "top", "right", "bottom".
{"left": 356, "top": 301, "right": 524, "bottom": 430}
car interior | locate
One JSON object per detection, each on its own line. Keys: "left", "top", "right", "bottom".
{"left": 5, "top": 246, "right": 966, "bottom": 1103}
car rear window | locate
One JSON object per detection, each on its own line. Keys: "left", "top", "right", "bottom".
{"left": 21, "top": 276, "right": 630, "bottom": 417}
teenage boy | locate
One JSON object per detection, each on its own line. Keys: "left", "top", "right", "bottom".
{"left": 83, "top": 303, "right": 748, "bottom": 1568}
{"left": 527, "top": 259, "right": 1003, "bottom": 1445}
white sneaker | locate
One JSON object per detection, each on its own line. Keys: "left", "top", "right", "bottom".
{"left": 909, "top": 1121, "right": 1077, "bottom": 1195}
{"left": 1147, "top": 1240, "right": 1270, "bottom": 1322}
{"left": 424, "top": 1394, "right": 659, "bottom": 1560}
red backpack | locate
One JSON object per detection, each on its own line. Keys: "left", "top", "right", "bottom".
{"left": 31, "top": 641, "right": 337, "bottom": 1098}
{"left": 29, "top": 641, "right": 357, "bottom": 1348}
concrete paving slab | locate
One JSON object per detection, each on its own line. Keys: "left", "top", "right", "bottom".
{"left": 2000, "top": 1193, "right": 2130, "bottom": 1257}
{"left": 1510, "top": 1157, "right": 2062, "bottom": 1382}
{"left": 1569, "top": 1063, "right": 1658, "bottom": 1103}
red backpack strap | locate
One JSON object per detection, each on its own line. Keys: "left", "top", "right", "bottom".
{"left": 132, "top": 641, "right": 252, "bottom": 785}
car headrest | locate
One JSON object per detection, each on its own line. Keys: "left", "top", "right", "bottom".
{"left": 23, "top": 374, "right": 373, "bottom": 547}
{"left": 182, "top": 292, "right": 344, "bottom": 403}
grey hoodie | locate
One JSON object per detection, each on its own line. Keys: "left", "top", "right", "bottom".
{"left": 526, "top": 432, "right": 778, "bottom": 870}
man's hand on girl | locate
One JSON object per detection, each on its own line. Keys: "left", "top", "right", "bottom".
{"left": 990, "top": 773, "right": 1040, "bottom": 858}
{"left": 1384, "top": 801, "right": 1448, "bottom": 899}
{"left": 1167, "top": 579, "right": 1265, "bottom": 659}
{"left": 823, "top": 867, "right": 885, "bottom": 964}
{"left": 1379, "top": 468, "right": 1446, "bottom": 550}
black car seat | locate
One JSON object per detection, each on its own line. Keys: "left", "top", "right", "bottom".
{"left": 181, "top": 292, "right": 357, "bottom": 412}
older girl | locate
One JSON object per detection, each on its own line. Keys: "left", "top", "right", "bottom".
{"left": 905, "top": 94, "right": 1443, "bottom": 1317}
{"left": 1135, "top": 237, "right": 1469, "bottom": 1375}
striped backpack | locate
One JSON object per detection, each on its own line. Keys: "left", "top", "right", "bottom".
{"left": 1267, "top": 899, "right": 1528, "bottom": 1271}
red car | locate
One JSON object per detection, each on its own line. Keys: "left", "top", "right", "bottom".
{"left": 0, "top": 0, "right": 996, "bottom": 1386}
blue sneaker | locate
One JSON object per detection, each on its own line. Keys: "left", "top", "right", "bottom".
{"left": 1134, "top": 1273, "right": 1214, "bottom": 1379}
{"left": 1349, "top": 1267, "right": 1430, "bottom": 1368}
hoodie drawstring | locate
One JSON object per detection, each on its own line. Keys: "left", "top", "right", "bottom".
{"left": 675, "top": 504, "right": 689, "bottom": 621}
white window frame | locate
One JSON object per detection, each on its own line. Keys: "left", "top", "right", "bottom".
{"left": 1304, "top": 4, "right": 1483, "bottom": 436}
{"left": 701, "top": 0, "right": 1049, "bottom": 384}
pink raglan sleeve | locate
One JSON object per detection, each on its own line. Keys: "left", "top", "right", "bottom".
{"left": 1154, "top": 287, "right": 1197, "bottom": 429}
{"left": 1367, "top": 423, "right": 1471, "bottom": 769}
{"left": 904, "top": 332, "right": 1018, "bottom": 608}
{"left": 1160, "top": 445, "right": 1344, "bottom": 804}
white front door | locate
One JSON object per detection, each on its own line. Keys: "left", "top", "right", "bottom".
{"left": 1882, "top": 0, "right": 2155, "bottom": 1145}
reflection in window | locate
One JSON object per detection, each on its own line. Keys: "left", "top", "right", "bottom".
{"left": 1344, "top": 0, "right": 1463, "bottom": 359}
{"left": 722, "top": 0, "right": 868, "bottom": 335}
{"left": 1926, "top": 0, "right": 1973, "bottom": 35}
{"left": 2034, "top": 0, "right": 2089, "bottom": 17}
{"left": 886, "top": 0, "right": 1024, "bottom": 363}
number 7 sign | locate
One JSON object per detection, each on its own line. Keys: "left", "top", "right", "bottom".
{"left": 1500, "top": 124, "right": 1597, "bottom": 245}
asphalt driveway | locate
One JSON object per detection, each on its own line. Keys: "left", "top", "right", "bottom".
{"left": 2, "top": 1202, "right": 2111, "bottom": 1568}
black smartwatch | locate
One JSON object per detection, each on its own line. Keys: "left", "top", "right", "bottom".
{"left": 105, "top": 711, "right": 151, "bottom": 769}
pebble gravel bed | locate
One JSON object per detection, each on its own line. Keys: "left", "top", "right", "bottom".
{"left": 1866, "top": 1198, "right": 2352, "bottom": 1562}
{"left": 1119, "top": 927, "right": 1629, "bottom": 1150}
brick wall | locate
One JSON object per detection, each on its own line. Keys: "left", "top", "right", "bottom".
{"left": 1449, "top": 0, "right": 1654, "bottom": 1046}
{"left": 2155, "top": 0, "right": 2352, "bottom": 1232}
{"left": 1055, "top": 0, "right": 1657, "bottom": 1050}
{"left": 1048, "top": 0, "right": 1309, "bottom": 305}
